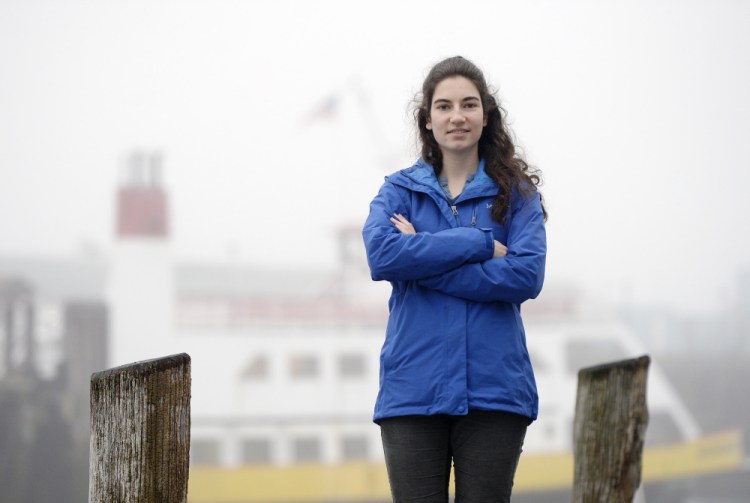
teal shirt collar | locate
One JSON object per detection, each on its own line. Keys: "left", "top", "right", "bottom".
{"left": 407, "top": 158, "right": 495, "bottom": 199}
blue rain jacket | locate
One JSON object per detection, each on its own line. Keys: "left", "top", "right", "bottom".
{"left": 363, "top": 158, "right": 546, "bottom": 422}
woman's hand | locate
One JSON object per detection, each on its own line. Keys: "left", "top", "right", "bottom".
{"left": 493, "top": 240, "right": 508, "bottom": 258}
{"left": 390, "top": 213, "right": 416, "bottom": 234}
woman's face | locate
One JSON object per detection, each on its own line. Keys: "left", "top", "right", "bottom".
{"left": 426, "top": 76, "right": 486, "bottom": 158}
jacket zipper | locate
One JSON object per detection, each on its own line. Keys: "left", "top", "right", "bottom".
{"left": 451, "top": 204, "right": 479, "bottom": 227}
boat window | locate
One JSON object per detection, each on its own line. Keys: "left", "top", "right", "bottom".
{"left": 341, "top": 435, "right": 369, "bottom": 461}
{"left": 242, "top": 438, "right": 272, "bottom": 464}
{"left": 339, "top": 353, "right": 366, "bottom": 378}
{"left": 240, "top": 355, "right": 269, "bottom": 380}
{"left": 293, "top": 436, "right": 322, "bottom": 463}
{"left": 289, "top": 355, "right": 319, "bottom": 380}
{"left": 191, "top": 438, "right": 220, "bottom": 466}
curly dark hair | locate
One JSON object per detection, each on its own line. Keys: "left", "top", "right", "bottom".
{"left": 415, "top": 56, "right": 546, "bottom": 224}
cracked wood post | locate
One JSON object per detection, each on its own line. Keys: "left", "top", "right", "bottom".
{"left": 571, "top": 355, "right": 650, "bottom": 503}
{"left": 89, "top": 353, "right": 191, "bottom": 503}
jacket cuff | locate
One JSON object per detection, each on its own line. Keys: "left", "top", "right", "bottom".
{"left": 480, "top": 228, "right": 494, "bottom": 255}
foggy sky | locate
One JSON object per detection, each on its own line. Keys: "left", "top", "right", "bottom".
{"left": 1, "top": 0, "right": 749, "bottom": 316}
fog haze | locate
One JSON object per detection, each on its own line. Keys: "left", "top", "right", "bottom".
{"left": 2, "top": 0, "right": 749, "bottom": 315}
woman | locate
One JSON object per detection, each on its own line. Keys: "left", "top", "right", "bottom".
{"left": 362, "top": 56, "right": 547, "bottom": 502}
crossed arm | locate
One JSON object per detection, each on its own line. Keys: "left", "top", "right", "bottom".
{"left": 363, "top": 181, "right": 546, "bottom": 303}
{"left": 362, "top": 185, "right": 498, "bottom": 282}
{"left": 382, "top": 197, "right": 546, "bottom": 304}
{"left": 390, "top": 213, "right": 508, "bottom": 258}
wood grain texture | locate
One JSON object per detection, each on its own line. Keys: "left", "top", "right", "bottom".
{"left": 89, "top": 353, "right": 191, "bottom": 503}
{"left": 572, "top": 355, "right": 650, "bottom": 503}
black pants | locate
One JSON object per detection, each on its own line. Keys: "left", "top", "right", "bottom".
{"left": 379, "top": 410, "right": 528, "bottom": 503}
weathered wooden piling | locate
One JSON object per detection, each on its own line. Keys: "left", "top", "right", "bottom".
{"left": 88, "top": 353, "right": 191, "bottom": 503}
{"left": 571, "top": 355, "right": 650, "bottom": 503}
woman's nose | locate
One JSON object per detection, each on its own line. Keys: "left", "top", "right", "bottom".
{"left": 450, "top": 110, "right": 466, "bottom": 123}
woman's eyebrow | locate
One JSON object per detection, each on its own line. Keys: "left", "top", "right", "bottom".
{"left": 433, "top": 96, "right": 481, "bottom": 104}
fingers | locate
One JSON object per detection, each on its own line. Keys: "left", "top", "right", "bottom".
{"left": 390, "top": 213, "right": 416, "bottom": 235}
{"left": 391, "top": 213, "right": 409, "bottom": 225}
{"left": 493, "top": 240, "right": 508, "bottom": 258}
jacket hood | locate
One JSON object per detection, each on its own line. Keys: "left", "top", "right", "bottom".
{"left": 386, "top": 158, "right": 499, "bottom": 202}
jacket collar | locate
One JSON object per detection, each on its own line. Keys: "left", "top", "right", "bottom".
{"left": 388, "top": 158, "right": 499, "bottom": 202}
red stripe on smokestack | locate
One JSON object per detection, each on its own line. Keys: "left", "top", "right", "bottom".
{"left": 116, "top": 150, "right": 169, "bottom": 239}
